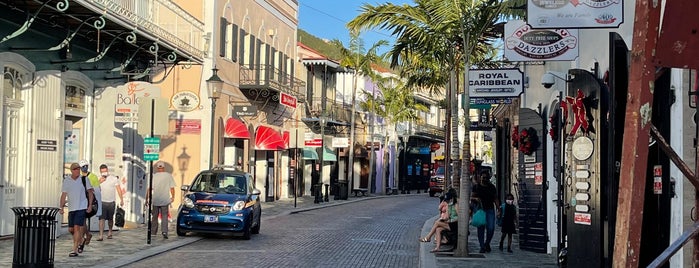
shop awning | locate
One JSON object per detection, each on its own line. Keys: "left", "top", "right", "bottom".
{"left": 224, "top": 117, "right": 250, "bottom": 139}
{"left": 255, "top": 125, "right": 286, "bottom": 150}
{"left": 323, "top": 146, "right": 337, "bottom": 162}
{"left": 302, "top": 148, "right": 319, "bottom": 160}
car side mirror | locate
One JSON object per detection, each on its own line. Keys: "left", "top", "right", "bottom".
{"left": 251, "top": 189, "right": 261, "bottom": 195}
{"left": 181, "top": 185, "right": 190, "bottom": 191}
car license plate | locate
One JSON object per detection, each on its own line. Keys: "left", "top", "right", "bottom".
{"left": 204, "top": 215, "right": 218, "bottom": 223}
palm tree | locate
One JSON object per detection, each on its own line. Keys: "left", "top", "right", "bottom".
{"left": 331, "top": 31, "right": 387, "bottom": 193}
{"left": 348, "top": 0, "right": 524, "bottom": 257}
{"left": 360, "top": 76, "right": 429, "bottom": 194}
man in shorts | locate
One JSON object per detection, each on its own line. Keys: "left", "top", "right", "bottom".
{"left": 59, "top": 162, "right": 95, "bottom": 257}
{"left": 97, "top": 164, "right": 124, "bottom": 240}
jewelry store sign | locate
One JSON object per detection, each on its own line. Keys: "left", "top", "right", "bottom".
{"left": 468, "top": 69, "right": 524, "bottom": 98}
{"left": 527, "top": 0, "right": 623, "bottom": 29}
{"left": 505, "top": 20, "right": 578, "bottom": 62}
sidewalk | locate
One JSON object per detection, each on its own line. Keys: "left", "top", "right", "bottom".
{"left": 0, "top": 194, "right": 375, "bottom": 268}
{"left": 419, "top": 215, "right": 558, "bottom": 268}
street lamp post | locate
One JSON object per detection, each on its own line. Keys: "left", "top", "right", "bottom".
{"left": 206, "top": 68, "right": 223, "bottom": 169}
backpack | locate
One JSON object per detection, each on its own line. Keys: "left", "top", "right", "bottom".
{"left": 82, "top": 175, "right": 99, "bottom": 218}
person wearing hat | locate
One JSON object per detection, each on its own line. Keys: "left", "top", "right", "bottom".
{"left": 78, "top": 159, "right": 101, "bottom": 248}
{"left": 145, "top": 161, "right": 176, "bottom": 239}
{"left": 59, "top": 162, "right": 95, "bottom": 257}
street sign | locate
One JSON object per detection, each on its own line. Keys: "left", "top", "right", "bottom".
{"left": 143, "top": 137, "right": 160, "bottom": 161}
{"left": 137, "top": 97, "right": 169, "bottom": 136}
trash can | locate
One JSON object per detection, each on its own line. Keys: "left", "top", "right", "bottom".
{"left": 12, "top": 207, "right": 60, "bottom": 268}
{"left": 336, "top": 181, "right": 348, "bottom": 200}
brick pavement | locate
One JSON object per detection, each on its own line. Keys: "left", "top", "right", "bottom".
{"left": 0, "top": 193, "right": 558, "bottom": 267}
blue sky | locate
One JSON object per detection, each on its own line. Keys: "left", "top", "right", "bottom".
{"left": 298, "top": 0, "right": 413, "bottom": 54}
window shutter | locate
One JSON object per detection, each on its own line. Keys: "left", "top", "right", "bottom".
{"left": 219, "top": 17, "right": 227, "bottom": 57}
{"left": 231, "top": 24, "right": 239, "bottom": 62}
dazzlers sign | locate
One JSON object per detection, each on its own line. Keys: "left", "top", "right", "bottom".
{"left": 527, "top": 0, "right": 623, "bottom": 28}
{"left": 468, "top": 69, "right": 524, "bottom": 98}
{"left": 505, "top": 20, "right": 578, "bottom": 61}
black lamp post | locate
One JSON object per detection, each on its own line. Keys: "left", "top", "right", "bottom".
{"left": 206, "top": 68, "right": 223, "bottom": 169}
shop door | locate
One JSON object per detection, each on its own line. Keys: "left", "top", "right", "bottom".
{"left": 265, "top": 152, "right": 274, "bottom": 202}
{"left": 517, "top": 108, "right": 547, "bottom": 253}
{"left": 0, "top": 103, "right": 23, "bottom": 235}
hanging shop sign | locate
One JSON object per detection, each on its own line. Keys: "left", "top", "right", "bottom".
{"left": 233, "top": 105, "right": 257, "bottom": 117}
{"left": 171, "top": 91, "right": 200, "bottom": 112}
{"left": 527, "top": 0, "right": 623, "bottom": 29}
{"left": 505, "top": 20, "right": 579, "bottom": 62}
{"left": 279, "top": 92, "right": 298, "bottom": 109}
{"left": 468, "top": 69, "right": 524, "bottom": 98}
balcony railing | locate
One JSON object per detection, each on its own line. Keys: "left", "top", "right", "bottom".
{"left": 77, "top": 0, "right": 205, "bottom": 61}
{"left": 413, "top": 123, "right": 445, "bottom": 141}
{"left": 240, "top": 64, "right": 305, "bottom": 97}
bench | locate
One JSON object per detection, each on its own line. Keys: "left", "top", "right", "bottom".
{"left": 351, "top": 188, "right": 369, "bottom": 197}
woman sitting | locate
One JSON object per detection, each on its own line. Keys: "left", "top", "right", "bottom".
{"left": 419, "top": 193, "right": 458, "bottom": 252}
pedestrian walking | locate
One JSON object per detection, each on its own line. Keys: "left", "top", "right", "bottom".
{"left": 146, "top": 161, "right": 176, "bottom": 239}
{"left": 97, "top": 164, "right": 124, "bottom": 241}
{"left": 499, "top": 193, "right": 518, "bottom": 253}
{"left": 79, "top": 159, "right": 101, "bottom": 247}
{"left": 472, "top": 171, "right": 499, "bottom": 253}
{"left": 58, "top": 163, "right": 95, "bottom": 257}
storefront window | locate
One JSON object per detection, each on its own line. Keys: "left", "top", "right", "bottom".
{"left": 3, "top": 66, "right": 24, "bottom": 100}
{"left": 65, "top": 85, "right": 86, "bottom": 111}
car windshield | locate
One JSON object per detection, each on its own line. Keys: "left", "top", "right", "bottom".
{"left": 435, "top": 166, "right": 445, "bottom": 175}
{"left": 190, "top": 173, "right": 247, "bottom": 195}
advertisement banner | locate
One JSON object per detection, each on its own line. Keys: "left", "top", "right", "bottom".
{"left": 527, "top": 0, "right": 623, "bottom": 29}
{"left": 505, "top": 20, "right": 578, "bottom": 62}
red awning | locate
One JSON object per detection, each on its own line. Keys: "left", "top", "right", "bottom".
{"left": 255, "top": 125, "right": 286, "bottom": 150}
{"left": 224, "top": 117, "right": 250, "bottom": 139}
{"left": 282, "top": 131, "right": 290, "bottom": 149}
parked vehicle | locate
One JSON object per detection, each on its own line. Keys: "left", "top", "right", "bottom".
{"left": 429, "top": 166, "right": 445, "bottom": 197}
{"left": 176, "top": 166, "right": 262, "bottom": 239}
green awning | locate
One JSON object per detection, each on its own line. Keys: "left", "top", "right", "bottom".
{"left": 302, "top": 148, "right": 318, "bottom": 160}
{"left": 322, "top": 146, "right": 337, "bottom": 162}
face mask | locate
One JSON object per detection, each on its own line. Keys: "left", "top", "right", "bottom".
{"left": 101, "top": 172, "right": 109, "bottom": 177}
{"left": 506, "top": 200, "right": 514, "bottom": 205}
{"left": 80, "top": 166, "right": 89, "bottom": 173}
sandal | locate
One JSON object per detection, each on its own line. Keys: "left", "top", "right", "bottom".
{"left": 84, "top": 233, "right": 92, "bottom": 245}
{"left": 69, "top": 252, "right": 78, "bottom": 257}
{"left": 430, "top": 248, "right": 440, "bottom": 253}
{"left": 419, "top": 237, "right": 431, "bottom": 243}
{"left": 77, "top": 243, "right": 84, "bottom": 253}
{"left": 96, "top": 237, "right": 103, "bottom": 241}
{"left": 107, "top": 235, "right": 113, "bottom": 239}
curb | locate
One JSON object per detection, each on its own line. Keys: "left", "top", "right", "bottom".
{"left": 420, "top": 215, "right": 438, "bottom": 268}
{"left": 99, "top": 236, "right": 203, "bottom": 268}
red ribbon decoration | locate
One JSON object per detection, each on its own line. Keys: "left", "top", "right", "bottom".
{"left": 565, "top": 89, "right": 588, "bottom": 135}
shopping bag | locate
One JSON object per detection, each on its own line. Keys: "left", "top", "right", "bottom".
{"left": 470, "top": 209, "right": 486, "bottom": 227}
{"left": 115, "top": 206, "right": 125, "bottom": 227}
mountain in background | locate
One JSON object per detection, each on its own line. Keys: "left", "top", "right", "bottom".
{"left": 298, "top": 29, "right": 343, "bottom": 61}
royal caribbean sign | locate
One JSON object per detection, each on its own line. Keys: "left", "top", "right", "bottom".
{"left": 527, "top": 0, "right": 623, "bottom": 29}
{"left": 505, "top": 20, "right": 578, "bottom": 62}
{"left": 468, "top": 69, "right": 524, "bottom": 98}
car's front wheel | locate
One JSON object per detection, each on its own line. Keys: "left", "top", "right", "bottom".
{"left": 176, "top": 225, "right": 186, "bottom": 237}
{"left": 251, "top": 214, "right": 260, "bottom": 234}
{"left": 241, "top": 218, "right": 251, "bottom": 240}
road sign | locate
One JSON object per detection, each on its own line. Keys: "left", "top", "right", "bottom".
{"left": 143, "top": 137, "right": 160, "bottom": 161}
{"left": 138, "top": 97, "right": 169, "bottom": 136}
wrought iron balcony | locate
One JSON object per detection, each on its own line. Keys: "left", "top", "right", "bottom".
{"left": 76, "top": 0, "right": 205, "bottom": 62}
{"left": 240, "top": 64, "right": 306, "bottom": 101}
{"left": 412, "top": 123, "right": 445, "bottom": 142}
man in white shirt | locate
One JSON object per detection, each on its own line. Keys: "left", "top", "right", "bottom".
{"left": 146, "top": 161, "right": 176, "bottom": 239}
{"left": 59, "top": 162, "right": 95, "bottom": 257}
{"left": 97, "top": 164, "right": 124, "bottom": 241}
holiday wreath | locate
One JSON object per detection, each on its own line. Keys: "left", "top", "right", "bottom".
{"left": 512, "top": 126, "right": 539, "bottom": 155}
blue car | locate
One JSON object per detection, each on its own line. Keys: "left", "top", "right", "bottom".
{"left": 176, "top": 167, "right": 262, "bottom": 239}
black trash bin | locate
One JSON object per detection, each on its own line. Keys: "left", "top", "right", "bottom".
{"left": 336, "top": 181, "right": 348, "bottom": 200}
{"left": 12, "top": 207, "right": 60, "bottom": 268}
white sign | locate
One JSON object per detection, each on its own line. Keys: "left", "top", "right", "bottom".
{"left": 527, "top": 0, "right": 623, "bottom": 29}
{"left": 332, "top": 137, "right": 349, "bottom": 148}
{"left": 468, "top": 69, "right": 524, "bottom": 98}
{"left": 505, "top": 20, "right": 578, "bottom": 62}
{"left": 171, "top": 91, "right": 200, "bottom": 112}
{"left": 114, "top": 116, "right": 139, "bottom": 123}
